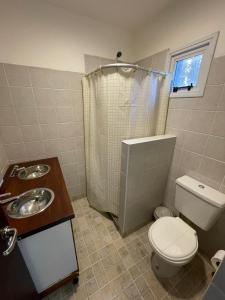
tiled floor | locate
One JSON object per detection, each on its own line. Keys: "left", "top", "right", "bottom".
{"left": 45, "top": 198, "right": 213, "bottom": 300}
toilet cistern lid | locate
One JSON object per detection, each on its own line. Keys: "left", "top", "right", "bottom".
{"left": 176, "top": 176, "right": 225, "bottom": 208}
{"left": 149, "top": 217, "right": 198, "bottom": 261}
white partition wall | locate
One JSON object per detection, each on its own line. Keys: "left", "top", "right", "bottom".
{"left": 118, "top": 135, "right": 176, "bottom": 235}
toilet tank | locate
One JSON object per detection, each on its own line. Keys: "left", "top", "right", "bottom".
{"left": 175, "top": 176, "right": 225, "bottom": 230}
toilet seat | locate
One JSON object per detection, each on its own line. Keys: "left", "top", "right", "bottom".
{"left": 148, "top": 217, "right": 198, "bottom": 265}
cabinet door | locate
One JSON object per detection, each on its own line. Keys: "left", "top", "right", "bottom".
{"left": 0, "top": 208, "right": 39, "bottom": 300}
{"left": 18, "top": 221, "right": 77, "bottom": 293}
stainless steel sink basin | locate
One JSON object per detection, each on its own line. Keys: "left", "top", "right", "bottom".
{"left": 6, "top": 188, "right": 55, "bottom": 219}
{"left": 18, "top": 164, "right": 50, "bottom": 180}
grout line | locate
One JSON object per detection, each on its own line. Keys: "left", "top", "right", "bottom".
{"left": 168, "top": 107, "right": 225, "bottom": 113}
{"left": 2, "top": 64, "right": 26, "bottom": 163}
{"left": 69, "top": 199, "right": 212, "bottom": 300}
{"left": 196, "top": 84, "right": 225, "bottom": 181}
{"left": 74, "top": 202, "right": 151, "bottom": 298}
{"left": 168, "top": 126, "right": 225, "bottom": 139}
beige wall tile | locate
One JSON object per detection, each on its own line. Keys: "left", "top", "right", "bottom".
{"left": 0, "top": 87, "right": 12, "bottom": 106}
{"left": 16, "top": 107, "right": 38, "bottom": 125}
{"left": 205, "top": 136, "right": 225, "bottom": 162}
{"left": 0, "top": 63, "right": 85, "bottom": 199}
{"left": 54, "top": 90, "right": 80, "bottom": 107}
{"left": 68, "top": 72, "right": 83, "bottom": 91}
{"left": 136, "top": 56, "right": 152, "bottom": 69}
{"left": 170, "top": 85, "right": 223, "bottom": 111}
{"left": 166, "top": 109, "right": 189, "bottom": 130}
{"left": 57, "top": 137, "right": 77, "bottom": 153}
{"left": 182, "top": 131, "right": 208, "bottom": 154}
{"left": 178, "top": 150, "right": 202, "bottom": 178}
{"left": 37, "top": 107, "right": 57, "bottom": 124}
{"left": 44, "top": 139, "right": 60, "bottom": 157}
{"left": 29, "top": 67, "right": 51, "bottom": 88}
{"left": 135, "top": 49, "right": 168, "bottom": 71}
{"left": 184, "top": 110, "right": 215, "bottom": 133}
{"left": 4, "top": 143, "right": 27, "bottom": 162}
{"left": 151, "top": 49, "right": 169, "bottom": 71}
{"left": 0, "top": 107, "right": 17, "bottom": 126}
{"left": 60, "top": 150, "right": 77, "bottom": 165}
{"left": 165, "top": 127, "right": 184, "bottom": 148}
{"left": 40, "top": 124, "right": 59, "bottom": 140}
{"left": 34, "top": 88, "right": 55, "bottom": 106}
{"left": 167, "top": 148, "right": 182, "bottom": 179}
{"left": 56, "top": 107, "right": 76, "bottom": 123}
{"left": 0, "top": 141, "right": 9, "bottom": 175}
{"left": 198, "top": 157, "right": 225, "bottom": 185}
{"left": 218, "top": 87, "right": 225, "bottom": 110}
{"left": 57, "top": 123, "right": 77, "bottom": 138}
{"left": 211, "top": 112, "right": 225, "bottom": 137}
{"left": 207, "top": 56, "right": 225, "bottom": 85}
{"left": 0, "top": 126, "right": 22, "bottom": 144}
{"left": 4, "top": 64, "right": 31, "bottom": 87}
{"left": 164, "top": 56, "right": 225, "bottom": 258}
{"left": 21, "top": 125, "right": 41, "bottom": 142}
{"left": 10, "top": 87, "right": 35, "bottom": 107}
{"left": 24, "top": 141, "right": 45, "bottom": 160}
{"left": 47, "top": 69, "right": 71, "bottom": 89}
{"left": 0, "top": 64, "right": 7, "bottom": 87}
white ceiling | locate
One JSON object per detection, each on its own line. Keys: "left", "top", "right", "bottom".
{"left": 46, "top": 0, "right": 176, "bottom": 30}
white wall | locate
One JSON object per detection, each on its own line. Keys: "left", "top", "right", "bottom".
{"left": 0, "top": 0, "right": 133, "bottom": 73}
{"left": 134, "top": 0, "right": 225, "bottom": 61}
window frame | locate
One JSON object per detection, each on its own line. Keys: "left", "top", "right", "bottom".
{"left": 169, "top": 32, "right": 219, "bottom": 98}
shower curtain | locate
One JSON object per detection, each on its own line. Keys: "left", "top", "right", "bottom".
{"left": 83, "top": 67, "right": 169, "bottom": 216}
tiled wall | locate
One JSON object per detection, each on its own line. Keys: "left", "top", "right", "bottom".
{"left": 0, "top": 140, "right": 9, "bottom": 180}
{"left": 135, "top": 49, "right": 169, "bottom": 71}
{"left": 119, "top": 135, "right": 176, "bottom": 236}
{"left": 164, "top": 55, "right": 225, "bottom": 257}
{"left": 0, "top": 63, "right": 86, "bottom": 199}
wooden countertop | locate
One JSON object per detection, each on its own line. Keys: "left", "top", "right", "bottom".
{"left": 0, "top": 157, "right": 74, "bottom": 238}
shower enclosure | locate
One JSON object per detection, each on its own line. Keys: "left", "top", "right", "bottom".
{"left": 82, "top": 63, "right": 169, "bottom": 217}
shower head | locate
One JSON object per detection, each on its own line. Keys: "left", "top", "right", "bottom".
{"left": 116, "top": 51, "right": 122, "bottom": 62}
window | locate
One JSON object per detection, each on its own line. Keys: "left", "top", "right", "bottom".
{"left": 169, "top": 32, "right": 219, "bottom": 98}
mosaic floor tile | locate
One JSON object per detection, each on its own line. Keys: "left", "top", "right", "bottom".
{"left": 44, "top": 198, "right": 212, "bottom": 300}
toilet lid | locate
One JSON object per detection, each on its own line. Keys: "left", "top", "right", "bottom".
{"left": 148, "top": 217, "right": 198, "bottom": 262}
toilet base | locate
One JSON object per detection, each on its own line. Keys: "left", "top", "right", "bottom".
{"left": 151, "top": 253, "right": 181, "bottom": 278}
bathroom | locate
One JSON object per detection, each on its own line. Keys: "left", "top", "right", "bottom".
{"left": 0, "top": 0, "right": 225, "bottom": 299}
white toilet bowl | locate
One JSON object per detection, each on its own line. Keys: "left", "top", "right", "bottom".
{"left": 148, "top": 216, "right": 198, "bottom": 278}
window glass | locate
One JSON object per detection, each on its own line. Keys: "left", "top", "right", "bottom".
{"left": 173, "top": 54, "right": 203, "bottom": 88}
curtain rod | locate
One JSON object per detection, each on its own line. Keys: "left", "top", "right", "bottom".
{"left": 85, "top": 63, "right": 167, "bottom": 77}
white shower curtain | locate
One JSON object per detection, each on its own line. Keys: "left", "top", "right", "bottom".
{"left": 83, "top": 67, "right": 169, "bottom": 216}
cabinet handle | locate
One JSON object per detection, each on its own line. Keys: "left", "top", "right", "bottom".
{"left": 0, "top": 226, "right": 17, "bottom": 256}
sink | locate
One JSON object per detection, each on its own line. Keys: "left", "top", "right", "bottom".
{"left": 6, "top": 188, "right": 55, "bottom": 219}
{"left": 18, "top": 164, "right": 50, "bottom": 180}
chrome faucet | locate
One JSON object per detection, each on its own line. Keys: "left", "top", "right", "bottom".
{"left": 10, "top": 165, "right": 26, "bottom": 177}
{"left": 0, "top": 193, "right": 18, "bottom": 204}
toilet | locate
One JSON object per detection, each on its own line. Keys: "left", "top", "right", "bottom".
{"left": 148, "top": 175, "right": 225, "bottom": 278}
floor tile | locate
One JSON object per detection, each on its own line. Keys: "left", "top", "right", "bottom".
{"left": 120, "top": 283, "right": 142, "bottom": 299}
{"left": 128, "top": 264, "right": 142, "bottom": 280}
{"left": 135, "top": 275, "right": 155, "bottom": 299}
{"left": 92, "top": 260, "right": 109, "bottom": 288}
{"left": 102, "top": 254, "right": 126, "bottom": 281}
{"left": 85, "top": 277, "right": 99, "bottom": 296}
{"left": 118, "top": 246, "right": 136, "bottom": 268}
{"left": 46, "top": 197, "right": 212, "bottom": 300}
